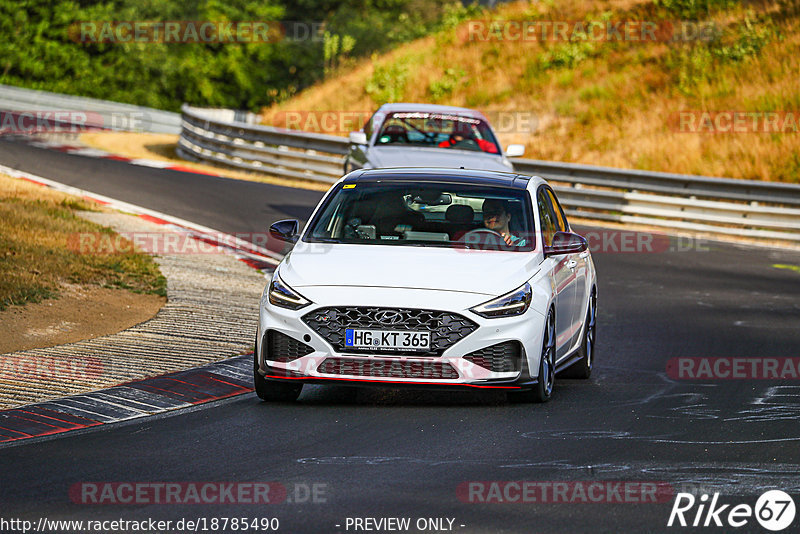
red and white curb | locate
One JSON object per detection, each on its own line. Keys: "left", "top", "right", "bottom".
{"left": 0, "top": 163, "right": 281, "bottom": 273}
{"left": 0, "top": 163, "right": 283, "bottom": 444}
{"left": 0, "top": 355, "right": 254, "bottom": 446}
{"left": 26, "top": 137, "right": 220, "bottom": 176}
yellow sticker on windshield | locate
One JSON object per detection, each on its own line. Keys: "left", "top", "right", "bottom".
{"left": 343, "top": 184, "right": 356, "bottom": 189}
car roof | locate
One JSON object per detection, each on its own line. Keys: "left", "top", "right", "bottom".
{"left": 343, "top": 167, "right": 546, "bottom": 190}
{"left": 376, "top": 103, "right": 487, "bottom": 121}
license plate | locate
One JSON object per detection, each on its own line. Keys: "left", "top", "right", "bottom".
{"left": 345, "top": 329, "right": 430, "bottom": 351}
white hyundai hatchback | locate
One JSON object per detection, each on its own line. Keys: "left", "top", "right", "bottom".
{"left": 255, "top": 168, "right": 597, "bottom": 402}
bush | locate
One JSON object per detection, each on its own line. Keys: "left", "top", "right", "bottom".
{"left": 365, "top": 60, "right": 409, "bottom": 104}
{"left": 427, "top": 68, "right": 465, "bottom": 102}
{"left": 654, "top": 0, "right": 738, "bottom": 18}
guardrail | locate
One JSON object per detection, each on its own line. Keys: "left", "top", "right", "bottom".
{"left": 0, "top": 84, "right": 181, "bottom": 134}
{"left": 178, "top": 105, "right": 347, "bottom": 183}
{"left": 178, "top": 105, "right": 800, "bottom": 243}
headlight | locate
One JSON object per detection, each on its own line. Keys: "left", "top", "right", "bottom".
{"left": 470, "top": 282, "right": 532, "bottom": 318}
{"left": 268, "top": 269, "right": 311, "bottom": 310}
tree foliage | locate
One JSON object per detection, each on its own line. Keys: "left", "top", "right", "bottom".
{"left": 0, "top": 0, "right": 478, "bottom": 111}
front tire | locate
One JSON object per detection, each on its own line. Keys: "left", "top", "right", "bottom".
{"left": 562, "top": 288, "right": 596, "bottom": 379}
{"left": 253, "top": 335, "right": 303, "bottom": 402}
{"left": 509, "top": 308, "right": 555, "bottom": 403}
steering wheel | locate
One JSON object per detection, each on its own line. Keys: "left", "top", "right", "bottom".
{"left": 460, "top": 228, "right": 506, "bottom": 248}
{"left": 423, "top": 132, "right": 439, "bottom": 144}
{"left": 450, "top": 137, "right": 479, "bottom": 150}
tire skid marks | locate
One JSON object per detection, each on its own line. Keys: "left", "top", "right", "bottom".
{"left": 725, "top": 385, "right": 800, "bottom": 422}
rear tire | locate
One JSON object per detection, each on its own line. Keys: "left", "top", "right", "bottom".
{"left": 561, "top": 288, "right": 596, "bottom": 379}
{"left": 253, "top": 334, "right": 303, "bottom": 402}
{"left": 509, "top": 308, "right": 555, "bottom": 403}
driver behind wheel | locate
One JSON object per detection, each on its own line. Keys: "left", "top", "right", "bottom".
{"left": 437, "top": 120, "right": 498, "bottom": 153}
{"left": 482, "top": 199, "right": 526, "bottom": 246}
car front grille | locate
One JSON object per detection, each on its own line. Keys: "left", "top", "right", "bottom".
{"left": 302, "top": 307, "right": 478, "bottom": 356}
{"left": 263, "top": 330, "right": 315, "bottom": 363}
{"left": 463, "top": 341, "right": 522, "bottom": 373}
{"left": 317, "top": 358, "right": 459, "bottom": 380}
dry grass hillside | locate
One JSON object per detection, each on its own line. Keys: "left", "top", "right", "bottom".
{"left": 0, "top": 174, "right": 166, "bottom": 310}
{"left": 262, "top": 0, "right": 799, "bottom": 182}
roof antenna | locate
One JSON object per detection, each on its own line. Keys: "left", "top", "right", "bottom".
{"left": 459, "top": 166, "right": 465, "bottom": 169}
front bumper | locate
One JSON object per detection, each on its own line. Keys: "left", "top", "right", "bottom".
{"left": 257, "top": 288, "right": 546, "bottom": 390}
{"left": 259, "top": 360, "right": 539, "bottom": 391}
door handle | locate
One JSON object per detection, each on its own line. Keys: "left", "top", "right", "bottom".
{"left": 566, "top": 260, "right": 577, "bottom": 270}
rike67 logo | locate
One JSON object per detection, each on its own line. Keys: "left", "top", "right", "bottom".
{"left": 668, "top": 490, "right": 796, "bottom": 531}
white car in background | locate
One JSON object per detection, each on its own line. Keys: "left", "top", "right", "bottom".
{"left": 344, "top": 103, "right": 525, "bottom": 173}
{"left": 255, "top": 168, "right": 596, "bottom": 403}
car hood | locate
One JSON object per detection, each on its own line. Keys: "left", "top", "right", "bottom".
{"left": 281, "top": 242, "right": 541, "bottom": 298}
{"left": 366, "top": 146, "right": 512, "bottom": 172}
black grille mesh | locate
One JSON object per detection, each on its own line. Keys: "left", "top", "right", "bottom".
{"left": 463, "top": 341, "right": 521, "bottom": 372}
{"left": 318, "top": 358, "right": 459, "bottom": 380}
{"left": 302, "top": 307, "right": 477, "bottom": 356}
{"left": 264, "top": 330, "right": 314, "bottom": 362}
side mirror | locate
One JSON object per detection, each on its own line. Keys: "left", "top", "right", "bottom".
{"left": 544, "top": 231, "right": 587, "bottom": 256}
{"left": 505, "top": 144, "right": 525, "bottom": 158}
{"left": 349, "top": 131, "right": 368, "bottom": 145}
{"left": 269, "top": 219, "right": 300, "bottom": 244}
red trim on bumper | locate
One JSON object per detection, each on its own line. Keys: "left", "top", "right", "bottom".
{"left": 262, "top": 374, "right": 523, "bottom": 389}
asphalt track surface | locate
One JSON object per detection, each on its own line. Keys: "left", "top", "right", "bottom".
{"left": 1, "top": 138, "right": 800, "bottom": 533}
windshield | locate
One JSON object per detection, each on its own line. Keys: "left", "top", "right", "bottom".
{"left": 375, "top": 112, "right": 501, "bottom": 155}
{"left": 304, "top": 181, "right": 534, "bottom": 251}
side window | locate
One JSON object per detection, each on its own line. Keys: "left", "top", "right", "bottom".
{"left": 537, "top": 190, "right": 556, "bottom": 246}
{"left": 546, "top": 188, "right": 569, "bottom": 232}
